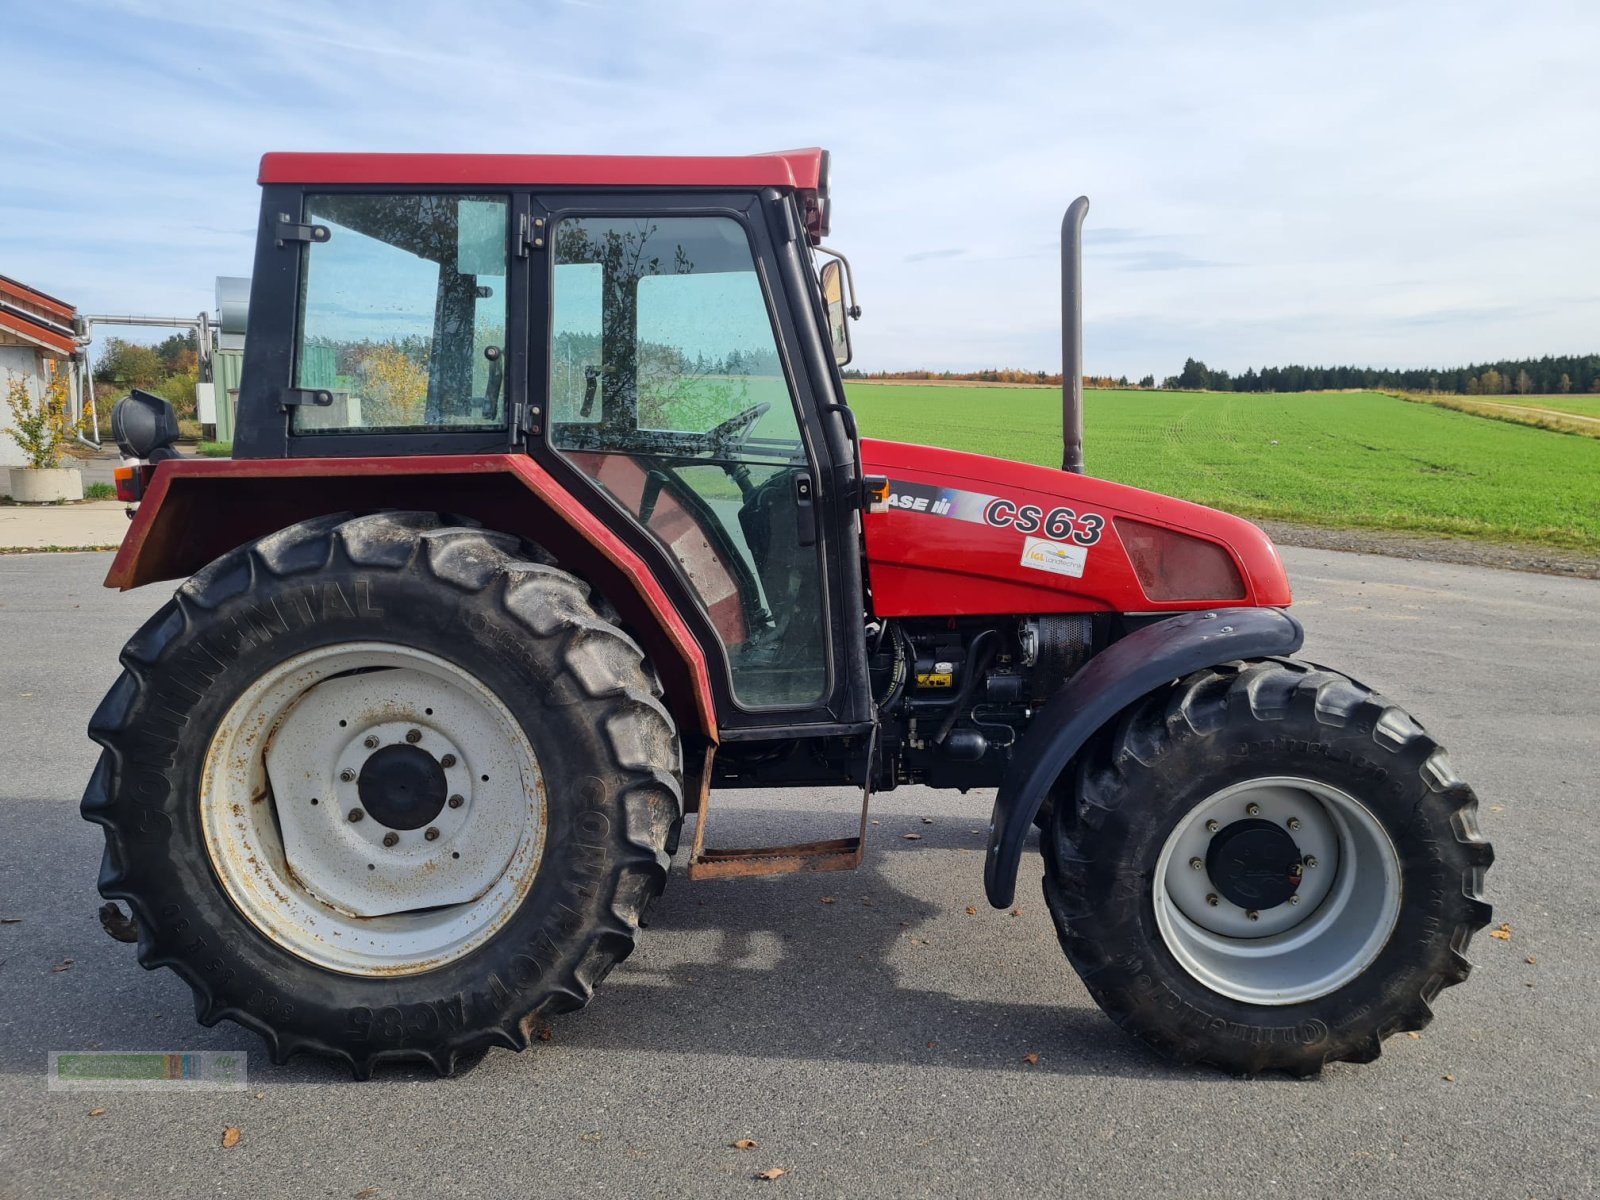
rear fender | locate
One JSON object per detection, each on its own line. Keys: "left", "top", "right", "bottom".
{"left": 107, "top": 454, "right": 718, "bottom": 740}
{"left": 982, "top": 607, "right": 1304, "bottom": 908}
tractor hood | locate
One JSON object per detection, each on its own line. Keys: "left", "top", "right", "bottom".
{"left": 859, "top": 438, "right": 1292, "bottom": 617}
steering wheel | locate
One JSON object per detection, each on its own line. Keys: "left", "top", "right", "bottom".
{"left": 706, "top": 402, "right": 770, "bottom": 448}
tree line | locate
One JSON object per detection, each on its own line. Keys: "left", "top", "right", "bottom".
{"left": 1163, "top": 354, "right": 1600, "bottom": 395}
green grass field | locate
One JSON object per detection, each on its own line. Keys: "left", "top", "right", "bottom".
{"left": 845, "top": 385, "right": 1600, "bottom": 552}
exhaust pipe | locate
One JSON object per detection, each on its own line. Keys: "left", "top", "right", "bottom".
{"left": 1060, "top": 196, "right": 1090, "bottom": 474}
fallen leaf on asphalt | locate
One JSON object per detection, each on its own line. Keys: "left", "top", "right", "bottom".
{"left": 901, "top": 833, "right": 922, "bottom": 841}
{"left": 354, "top": 1189, "right": 381, "bottom": 1199}
{"left": 50, "top": 959, "right": 74, "bottom": 972}
{"left": 538, "top": 1028, "right": 553, "bottom": 1041}
{"left": 964, "top": 906, "right": 977, "bottom": 915}
{"left": 899, "top": 920, "right": 911, "bottom": 927}
{"left": 1488, "top": 805, "right": 1504, "bottom": 812}
{"left": 820, "top": 896, "right": 835, "bottom": 905}
{"left": 757, "top": 1168, "right": 786, "bottom": 1181}
{"left": 254, "top": 1092, "right": 265, "bottom": 1100}
{"left": 1442, "top": 1074, "right": 1455, "bottom": 1083}
{"left": 1489, "top": 923, "right": 1512, "bottom": 940}
{"left": 88, "top": 1107, "right": 106, "bottom": 1117}
{"left": 1406, "top": 1032, "right": 1422, "bottom": 1040}
{"left": 927, "top": 1041, "right": 936, "bottom": 1049}
{"left": 731, "top": 1139, "right": 758, "bottom": 1150}
{"left": 1022, "top": 1053, "right": 1040, "bottom": 1065}
{"left": 1009, "top": 908, "right": 1022, "bottom": 917}
{"left": 1525, "top": 955, "right": 1537, "bottom": 965}
{"left": 580, "top": 1130, "right": 604, "bottom": 1143}
{"left": 221, "top": 1126, "right": 241, "bottom": 1149}
{"left": 921, "top": 817, "right": 934, "bottom": 824}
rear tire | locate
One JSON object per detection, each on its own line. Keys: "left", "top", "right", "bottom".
{"left": 1041, "top": 658, "right": 1492, "bottom": 1076}
{"left": 82, "top": 512, "right": 682, "bottom": 1078}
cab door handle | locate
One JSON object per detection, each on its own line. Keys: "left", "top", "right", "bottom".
{"left": 794, "top": 472, "right": 817, "bottom": 547}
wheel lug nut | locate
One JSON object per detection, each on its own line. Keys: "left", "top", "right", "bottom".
{"left": 1188, "top": 856, "right": 1204, "bottom": 871}
{"left": 1288, "top": 894, "right": 1301, "bottom": 905}
{"left": 406, "top": 728, "right": 422, "bottom": 744}
{"left": 425, "top": 827, "right": 440, "bottom": 841}
{"left": 363, "top": 736, "right": 379, "bottom": 750}
{"left": 1305, "top": 855, "right": 1319, "bottom": 869}
{"left": 448, "top": 794, "right": 464, "bottom": 809}
{"left": 1246, "top": 910, "right": 1260, "bottom": 921}
{"left": 382, "top": 831, "right": 399, "bottom": 847}
{"left": 1205, "top": 893, "right": 1219, "bottom": 907}
{"left": 440, "top": 754, "right": 457, "bottom": 768}
{"left": 339, "top": 768, "right": 356, "bottom": 782}
{"left": 1286, "top": 817, "right": 1301, "bottom": 830}
{"left": 1205, "top": 820, "right": 1219, "bottom": 833}
{"left": 1246, "top": 803, "right": 1261, "bottom": 816}
{"left": 347, "top": 808, "right": 364, "bottom": 823}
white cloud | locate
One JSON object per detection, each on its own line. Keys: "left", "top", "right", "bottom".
{"left": 2, "top": 0, "right": 1597, "bottom": 376}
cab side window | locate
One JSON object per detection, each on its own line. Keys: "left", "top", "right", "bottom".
{"left": 293, "top": 193, "right": 509, "bottom": 433}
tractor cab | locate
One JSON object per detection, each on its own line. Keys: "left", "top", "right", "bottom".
{"left": 228, "top": 150, "right": 872, "bottom": 732}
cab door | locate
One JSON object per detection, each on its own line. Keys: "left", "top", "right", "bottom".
{"left": 527, "top": 192, "right": 867, "bottom": 731}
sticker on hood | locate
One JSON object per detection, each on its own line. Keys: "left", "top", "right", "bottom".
{"left": 1019, "top": 536, "right": 1087, "bottom": 579}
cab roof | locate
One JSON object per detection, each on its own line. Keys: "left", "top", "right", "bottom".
{"left": 258, "top": 148, "right": 826, "bottom": 192}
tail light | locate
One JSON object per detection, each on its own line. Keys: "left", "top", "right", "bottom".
{"left": 113, "top": 464, "right": 153, "bottom": 504}
{"left": 1114, "top": 518, "right": 1247, "bottom": 603}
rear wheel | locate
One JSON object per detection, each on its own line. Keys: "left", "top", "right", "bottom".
{"left": 83, "top": 512, "right": 682, "bottom": 1077}
{"left": 1042, "top": 658, "right": 1493, "bottom": 1075}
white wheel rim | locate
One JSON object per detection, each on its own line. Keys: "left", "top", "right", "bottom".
{"left": 201, "top": 642, "right": 546, "bottom": 977}
{"left": 1152, "top": 776, "right": 1402, "bottom": 1005}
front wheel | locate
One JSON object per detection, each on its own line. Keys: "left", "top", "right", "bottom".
{"left": 1042, "top": 658, "right": 1493, "bottom": 1075}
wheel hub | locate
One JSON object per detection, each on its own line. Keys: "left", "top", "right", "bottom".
{"left": 202, "top": 642, "right": 548, "bottom": 975}
{"left": 357, "top": 744, "right": 448, "bottom": 830}
{"left": 1205, "top": 818, "right": 1303, "bottom": 910}
{"left": 1152, "top": 776, "right": 1403, "bottom": 1005}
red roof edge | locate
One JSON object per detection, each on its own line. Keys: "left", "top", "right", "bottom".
{"left": 0, "top": 274, "right": 75, "bottom": 323}
{"left": 0, "top": 308, "right": 76, "bottom": 355}
{"left": 257, "top": 149, "right": 825, "bottom": 192}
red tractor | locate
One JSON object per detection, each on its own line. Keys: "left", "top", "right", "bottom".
{"left": 89, "top": 149, "right": 1491, "bottom": 1078}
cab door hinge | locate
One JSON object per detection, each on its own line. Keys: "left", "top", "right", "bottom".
{"left": 518, "top": 213, "right": 546, "bottom": 258}
{"left": 279, "top": 388, "right": 334, "bottom": 411}
{"left": 275, "top": 215, "right": 330, "bottom": 247}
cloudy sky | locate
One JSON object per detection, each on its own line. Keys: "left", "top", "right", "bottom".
{"left": 4, "top": 0, "right": 1597, "bottom": 379}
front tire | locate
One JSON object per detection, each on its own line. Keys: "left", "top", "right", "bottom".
{"left": 83, "top": 512, "right": 682, "bottom": 1077}
{"left": 1042, "top": 658, "right": 1493, "bottom": 1075}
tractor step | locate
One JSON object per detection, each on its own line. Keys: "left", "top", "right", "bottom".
{"left": 685, "top": 742, "right": 873, "bottom": 881}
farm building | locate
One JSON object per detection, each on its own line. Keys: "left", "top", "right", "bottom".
{"left": 0, "top": 273, "right": 84, "bottom": 468}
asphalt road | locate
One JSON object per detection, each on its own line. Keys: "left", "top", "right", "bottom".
{"left": 0, "top": 548, "right": 1594, "bottom": 1199}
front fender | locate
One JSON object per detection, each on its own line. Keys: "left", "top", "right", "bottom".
{"left": 982, "top": 607, "right": 1304, "bottom": 908}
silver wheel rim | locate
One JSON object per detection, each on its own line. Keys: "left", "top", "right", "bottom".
{"left": 1152, "top": 776, "right": 1401, "bottom": 1005}
{"left": 201, "top": 642, "right": 546, "bottom": 977}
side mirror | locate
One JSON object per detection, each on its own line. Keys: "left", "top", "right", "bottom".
{"left": 820, "top": 258, "right": 853, "bottom": 366}
{"left": 111, "top": 389, "right": 182, "bottom": 462}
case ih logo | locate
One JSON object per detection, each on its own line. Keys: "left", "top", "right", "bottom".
{"left": 885, "top": 480, "right": 1105, "bottom": 547}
